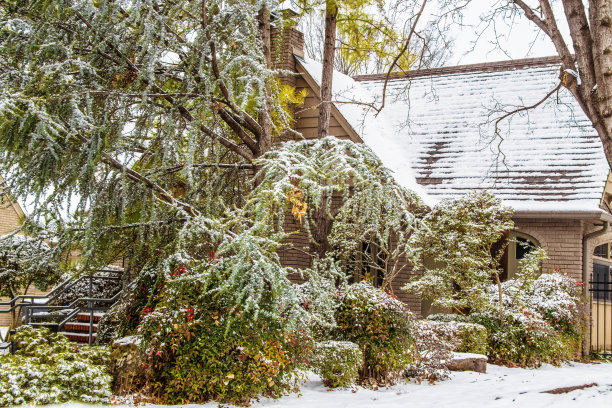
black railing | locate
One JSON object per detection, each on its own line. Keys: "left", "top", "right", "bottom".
{"left": 0, "top": 269, "right": 123, "bottom": 346}
{"left": 590, "top": 274, "right": 612, "bottom": 355}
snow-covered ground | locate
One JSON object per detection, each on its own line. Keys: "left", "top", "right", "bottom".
{"left": 52, "top": 362, "right": 612, "bottom": 408}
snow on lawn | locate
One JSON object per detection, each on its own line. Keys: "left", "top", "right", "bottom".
{"left": 51, "top": 362, "right": 612, "bottom": 408}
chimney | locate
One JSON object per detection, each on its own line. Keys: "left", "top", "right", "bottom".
{"left": 271, "top": 9, "right": 305, "bottom": 87}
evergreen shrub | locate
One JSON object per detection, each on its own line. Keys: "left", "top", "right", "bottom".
{"left": 139, "top": 298, "right": 311, "bottom": 405}
{"left": 310, "top": 340, "right": 363, "bottom": 388}
{"left": 0, "top": 326, "right": 111, "bottom": 406}
{"left": 407, "top": 319, "right": 455, "bottom": 382}
{"left": 472, "top": 270, "right": 584, "bottom": 367}
{"left": 333, "top": 281, "right": 415, "bottom": 385}
{"left": 426, "top": 315, "right": 488, "bottom": 355}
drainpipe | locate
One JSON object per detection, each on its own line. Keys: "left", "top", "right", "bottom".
{"left": 582, "top": 221, "right": 609, "bottom": 357}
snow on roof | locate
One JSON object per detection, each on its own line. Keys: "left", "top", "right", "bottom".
{"left": 296, "top": 57, "right": 434, "bottom": 205}
{"left": 298, "top": 56, "right": 611, "bottom": 214}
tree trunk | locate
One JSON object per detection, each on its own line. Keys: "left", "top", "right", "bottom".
{"left": 317, "top": 1, "right": 338, "bottom": 139}
{"left": 588, "top": 0, "right": 612, "bottom": 165}
{"left": 311, "top": 192, "right": 331, "bottom": 258}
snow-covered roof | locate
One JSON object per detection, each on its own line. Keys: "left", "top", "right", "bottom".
{"left": 296, "top": 57, "right": 433, "bottom": 204}
{"left": 298, "top": 56, "right": 611, "bottom": 215}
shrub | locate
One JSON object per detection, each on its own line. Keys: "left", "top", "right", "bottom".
{"left": 426, "top": 315, "right": 488, "bottom": 355}
{"left": 133, "top": 257, "right": 314, "bottom": 405}
{"left": 404, "top": 192, "right": 514, "bottom": 311}
{"left": 139, "top": 299, "right": 311, "bottom": 405}
{"left": 471, "top": 270, "right": 584, "bottom": 366}
{"left": 471, "top": 309, "right": 567, "bottom": 366}
{"left": 407, "top": 320, "right": 455, "bottom": 382}
{"left": 310, "top": 341, "right": 363, "bottom": 388}
{"left": 0, "top": 326, "right": 111, "bottom": 406}
{"left": 52, "top": 269, "right": 122, "bottom": 307}
{"left": 333, "top": 281, "right": 415, "bottom": 385}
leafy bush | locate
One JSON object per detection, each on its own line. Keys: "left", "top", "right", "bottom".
{"left": 333, "top": 281, "right": 415, "bottom": 385}
{"left": 132, "top": 255, "right": 314, "bottom": 405}
{"left": 0, "top": 234, "right": 61, "bottom": 299}
{"left": 472, "top": 269, "right": 584, "bottom": 367}
{"left": 310, "top": 341, "right": 363, "bottom": 388}
{"left": 426, "top": 315, "right": 488, "bottom": 355}
{"left": 407, "top": 320, "right": 455, "bottom": 382}
{"left": 139, "top": 299, "right": 311, "bottom": 405}
{"left": 471, "top": 310, "right": 567, "bottom": 366}
{"left": 97, "top": 262, "right": 165, "bottom": 345}
{"left": 0, "top": 326, "right": 111, "bottom": 406}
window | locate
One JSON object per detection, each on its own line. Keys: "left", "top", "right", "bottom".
{"left": 347, "top": 241, "right": 386, "bottom": 287}
{"left": 497, "top": 231, "right": 540, "bottom": 281}
{"left": 593, "top": 242, "right": 612, "bottom": 302}
{"left": 594, "top": 243, "right": 611, "bottom": 260}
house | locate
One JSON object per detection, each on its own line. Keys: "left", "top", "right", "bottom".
{"left": 0, "top": 176, "right": 35, "bottom": 327}
{"left": 275, "top": 27, "right": 612, "bottom": 354}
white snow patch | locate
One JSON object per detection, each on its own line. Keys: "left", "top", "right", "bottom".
{"left": 113, "top": 335, "right": 142, "bottom": 347}
{"left": 44, "top": 362, "right": 612, "bottom": 408}
{"left": 451, "top": 352, "right": 488, "bottom": 360}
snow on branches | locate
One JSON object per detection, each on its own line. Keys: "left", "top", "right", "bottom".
{"left": 403, "top": 191, "right": 514, "bottom": 311}
{"left": 0, "top": 234, "right": 60, "bottom": 299}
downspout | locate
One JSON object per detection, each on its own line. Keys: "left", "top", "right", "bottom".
{"left": 582, "top": 221, "right": 609, "bottom": 356}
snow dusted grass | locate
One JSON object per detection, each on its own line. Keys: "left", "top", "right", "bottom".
{"left": 43, "top": 362, "right": 612, "bottom": 408}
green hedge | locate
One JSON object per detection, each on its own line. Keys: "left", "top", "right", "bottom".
{"left": 0, "top": 326, "right": 111, "bottom": 406}
{"left": 426, "top": 314, "right": 488, "bottom": 355}
{"left": 310, "top": 341, "right": 363, "bottom": 388}
{"left": 333, "top": 281, "right": 415, "bottom": 385}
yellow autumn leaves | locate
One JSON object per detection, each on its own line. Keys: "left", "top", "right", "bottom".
{"left": 286, "top": 187, "right": 308, "bottom": 223}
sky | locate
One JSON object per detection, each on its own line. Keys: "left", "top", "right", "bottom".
{"left": 439, "top": 0, "right": 570, "bottom": 65}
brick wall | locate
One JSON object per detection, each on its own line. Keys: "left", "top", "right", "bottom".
{"left": 272, "top": 26, "right": 304, "bottom": 88}
{"left": 512, "top": 218, "right": 584, "bottom": 280}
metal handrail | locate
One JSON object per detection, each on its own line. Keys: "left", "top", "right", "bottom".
{"left": 0, "top": 275, "right": 121, "bottom": 315}
{"left": 25, "top": 290, "right": 123, "bottom": 344}
{"left": 0, "top": 270, "right": 123, "bottom": 345}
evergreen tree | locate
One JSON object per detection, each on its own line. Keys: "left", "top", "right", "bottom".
{"left": 0, "top": 0, "right": 296, "bottom": 270}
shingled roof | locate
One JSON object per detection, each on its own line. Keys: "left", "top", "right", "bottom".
{"left": 298, "top": 56, "right": 611, "bottom": 215}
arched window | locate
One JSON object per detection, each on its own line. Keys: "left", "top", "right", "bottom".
{"left": 497, "top": 231, "right": 540, "bottom": 281}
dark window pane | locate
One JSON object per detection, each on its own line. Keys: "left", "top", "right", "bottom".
{"left": 594, "top": 243, "right": 609, "bottom": 258}
{"left": 593, "top": 263, "right": 611, "bottom": 301}
{"left": 516, "top": 237, "right": 536, "bottom": 260}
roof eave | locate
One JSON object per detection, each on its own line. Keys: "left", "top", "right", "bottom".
{"left": 513, "top": 209, "right": 612, "bottom": 222}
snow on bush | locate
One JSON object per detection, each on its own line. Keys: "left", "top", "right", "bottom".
{"left": 310, "top": 341, "right": 363, "bottom": 388}
{"left": 126, "top": 249, "right": 315, "bottom": 405}
{"left": 426, "top": 316, "right": 488, "bottom": 355}
{"left": 0, "top": 326, "right": 111, "bottom": 406}
{"left": 0, "top": 233, "right": 61, "bottom": 299}
{"left": 406, "top": 320, "right": 455, "bottom": 382}
{"left": 51, "top": 269, "right": 122, "bottom": 308}
{"left": 332, "top": 281, "right": 415, "bottom": 385}
{"left": 472, "top": 261, "right": 584, "bottom": 367}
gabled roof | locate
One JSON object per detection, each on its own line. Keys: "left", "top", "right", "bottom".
{"left": 298, "top": 56, "right": 611, "bottom": 217}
